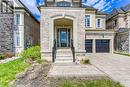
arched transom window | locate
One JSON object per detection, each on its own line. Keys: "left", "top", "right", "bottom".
{"left": 56, "top": 1, "right": 71, "bottom": 7}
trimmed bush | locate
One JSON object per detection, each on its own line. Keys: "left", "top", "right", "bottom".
{"left": 80, "top": 59, "right": 90, "bottom": 64}
{"left": 20, "top": 46, "right": 41, "bottom": 61}
{"left": 0, "top": 54, "right": 6, "bottom": 60}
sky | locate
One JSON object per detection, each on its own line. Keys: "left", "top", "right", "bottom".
{"left": 20, "top": 0, "right": 130, "bottom": 21}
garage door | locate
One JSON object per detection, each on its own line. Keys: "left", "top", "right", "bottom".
{"left": 96, "top": 40, "right": 110, "bottom": 53}
{"left": 85, "top": 40, "right": 92, "bottom": 53}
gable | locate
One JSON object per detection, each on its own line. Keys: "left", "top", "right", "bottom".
{"left": 14, "top": 0, "right": 24, "bottom": 8}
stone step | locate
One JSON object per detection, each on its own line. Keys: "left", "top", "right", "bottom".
{"left": 56, "top": 56, "right": 73, "bottom": 59}
{"left": 56, "top": 54, "right": 73, "bottom": 57}
{"left": 53, "top": 62, "right": 76, "bottom": 66}
{"left": 55, "top": 58, "right": 73, "bottom": 63}
{"left": 55, "top": 60, "right": 73, "bottom": 63}
{"left": 56, "top": 51, "right": 72, "bottom": 54}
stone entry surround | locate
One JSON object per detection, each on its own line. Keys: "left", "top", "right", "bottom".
{"left": 40, "top": 7, "right": 86, "bottom": 61}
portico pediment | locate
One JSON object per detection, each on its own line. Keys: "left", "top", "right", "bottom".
{"left": 50, "top": 14, "right": 76, "bottom": 20}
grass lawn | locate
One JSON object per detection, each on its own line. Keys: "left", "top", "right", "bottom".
{"left": 60, "top": 79, "right": 124, "bottom": 87}
{"left": 0, "top": 58, "right": 30, "bottom": 87}
{"left": 114, "top": 52, "right": 130, "bottom": 57}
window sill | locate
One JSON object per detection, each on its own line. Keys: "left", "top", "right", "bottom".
{"left": 85, "top": 27, "right": 92, "bottom": 28}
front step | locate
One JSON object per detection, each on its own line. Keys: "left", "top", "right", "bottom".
{"left": 55, "top": 48, "right": 73, "bottom": 63}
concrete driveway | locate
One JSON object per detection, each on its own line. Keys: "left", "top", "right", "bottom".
{"left": 87, "top": 53, "right": 130, "bottom": 87}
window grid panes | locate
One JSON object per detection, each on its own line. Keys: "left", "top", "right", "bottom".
{"left": 96, "top": 19, "right": 102, "bottom": 28}
{"left": 2, "top": 2, "right": 7, "bottom": 13}
{"left": 16, "top": 14, "right": 20, "bottom": 25}
{"left": 15, "top": 33, "right": 20, "bottom": 46}
{"left": 85, "top": 15, "right": 90, "bottom": 27}
{"left": 56, "top": 1, "right": 71, "bottom": 7}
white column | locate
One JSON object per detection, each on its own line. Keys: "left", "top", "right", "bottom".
{"left": 129, "top": 31, "right": 130, "bottom": 53}
{"left": 93, "top": 39, "right": 96, "bottom": 53}
{"left": 110, "top": 39, "right": 114, "bottom": 53}
{"left": 73, "top": 18, "right": 78, "bottom": 50}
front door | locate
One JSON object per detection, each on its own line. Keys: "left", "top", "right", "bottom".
{"left": 57, "top": 28, "right": 70, "bottom": 47}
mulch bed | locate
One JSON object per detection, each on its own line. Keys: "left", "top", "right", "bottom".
{"left": 13, "top": 63, "right": 61, "bottom": 87}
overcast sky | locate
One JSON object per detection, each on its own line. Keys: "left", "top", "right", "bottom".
{"left": 20, "top": 0, "right": 130, "bottom": 21}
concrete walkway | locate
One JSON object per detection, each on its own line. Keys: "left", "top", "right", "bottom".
{"left": 48, "top": 63, "right": 107, "bottom": 79}
{"left": 87, "top": 53, "right": 130, "bottom": 87}
{"left": 0, "top": 57, "right": 19, "bottom": 64}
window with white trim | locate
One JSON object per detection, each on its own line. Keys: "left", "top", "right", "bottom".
{"left": 15, "top": 32, "right": 20, "bottom": 46}
{"left": 96, "top": 18, "right": 102, "bottom": 28}
{"left": 15, "top": 14, "right": 20, "bottom": 25}
{"left": 85, "top": 15, "right": 91, "bottom": 27}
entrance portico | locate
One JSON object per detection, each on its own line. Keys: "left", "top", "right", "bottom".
{"left": 54, "top": 18, "right": 73, "bottom": 48}
{"left": 40, "top": 7, "right": 86, "bottom": 62}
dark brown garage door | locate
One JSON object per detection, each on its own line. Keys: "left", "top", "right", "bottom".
{"left": 85, "top": 40, "right": 92, "bottom": 53}
{"left": 96, "top": 40, "right": 110, "bottom": 53}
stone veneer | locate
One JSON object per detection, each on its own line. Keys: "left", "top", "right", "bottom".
{"left": 0, "top": 14, "right": 14, "bottom": 53}
{"left": 115, "top": 29, "right": 130, "bottom": 54}
{"left": 40, "top": 7, "right": 86, "bottom": 61}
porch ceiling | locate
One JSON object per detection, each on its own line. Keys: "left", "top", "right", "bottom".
{"left": 54, "top": 18, "right": 73, "bottom": 26}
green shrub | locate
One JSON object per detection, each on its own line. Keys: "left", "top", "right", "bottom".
{"left": 20, "top": 46, "right": 41, "bottom": 61}
{"left": 0, "top": 54, "right": 6, "bottom": 60}
{"left": 80, "top": 59, "right": 90, "bottom": 64}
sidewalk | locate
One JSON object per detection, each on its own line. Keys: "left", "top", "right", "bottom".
{"left": 0, "top": 57, "right": 19, "bottom": 64}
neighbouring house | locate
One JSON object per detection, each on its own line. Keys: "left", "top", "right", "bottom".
{"left": 0, "top": 0, "right": 14, "bottom": 54}
{"left": 38, "top": 0, "right": 115, "bottom": 62}
{"left": 13, "top": 0, "right": 40, "bottom": 54}
{"left": 0, "top": 0, "right": 40, "bottom": 55}
{"left": 106, "top": 4, "right": 130, "bottom": 54}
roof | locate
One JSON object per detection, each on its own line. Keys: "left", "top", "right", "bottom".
{"left": 121, "top": 4, "right": 130, "bottom": 12}
{"left": 38, "top": 4, "right": 106, "bottom": 15}
{"left": 107, "top": 4, "right": 130, "bottom": 20}
{"left": 15, "top": 0, "right": 39, "bottom": 23}
{"left": 116, "top": 28, "right": 130, "bottom": 33}
{"left": 96, "top": 11, "right": 107, "bottom": 15}
{"left": 82, "top": 5, "right": 97, "bottom": 10}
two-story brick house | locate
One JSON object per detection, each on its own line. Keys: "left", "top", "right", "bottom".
{"left": 39, "top": 0, "right": 115, "bottom": 63}
{"left": 107, "top": 4, "right": 130, "bottom": 54}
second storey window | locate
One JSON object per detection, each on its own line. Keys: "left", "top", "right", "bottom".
{"left": 1, "top": 1, "right": 7, "bottom": 13}
{"left": 1, "top": 1, "right": 13, "bottom": 13}
{"left": 56, "top": 1, "right": 71, "bottom": 7}
{"left": 85, "top": 15, "right": 91, "bottom": 27}
{"left": 15, "top": 14, "right": 20, "bottom": 25}
{"left": 96, "top": 18, "right": 102, "bottom": 28}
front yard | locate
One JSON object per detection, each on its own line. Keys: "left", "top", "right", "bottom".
{"left": 0, "top": 46, "right": 124, "bottom": 87}
{"left": 60, "top": 79, "right": 123, "bottom": 87}
{"left": 0, "top": 58, "right": 30, "bottom": 87}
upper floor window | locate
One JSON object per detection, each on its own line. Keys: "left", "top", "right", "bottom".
{"left": 56, "top": 1, "right": 71, "bottom": 7}
{"left": 15, "top": 14, "right": 20, "bottom": 25}
{"left": 85, "top": 15, "right": 91, "bottom": 27}
{"left": 113, "top": 19, "right": 117, "bottom": 27}
{"left": 1, "top": 1, "right": 7, "bottom": 13}
{"left": 96, "top": 18, "right": 102, "bottom": 28}
{"left": 1, "top": 1, "right": 13, "bottom": 13}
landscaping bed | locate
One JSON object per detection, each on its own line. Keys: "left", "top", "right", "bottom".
{"left": 14, "top": 63, "right": 124, "bottom": 87}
